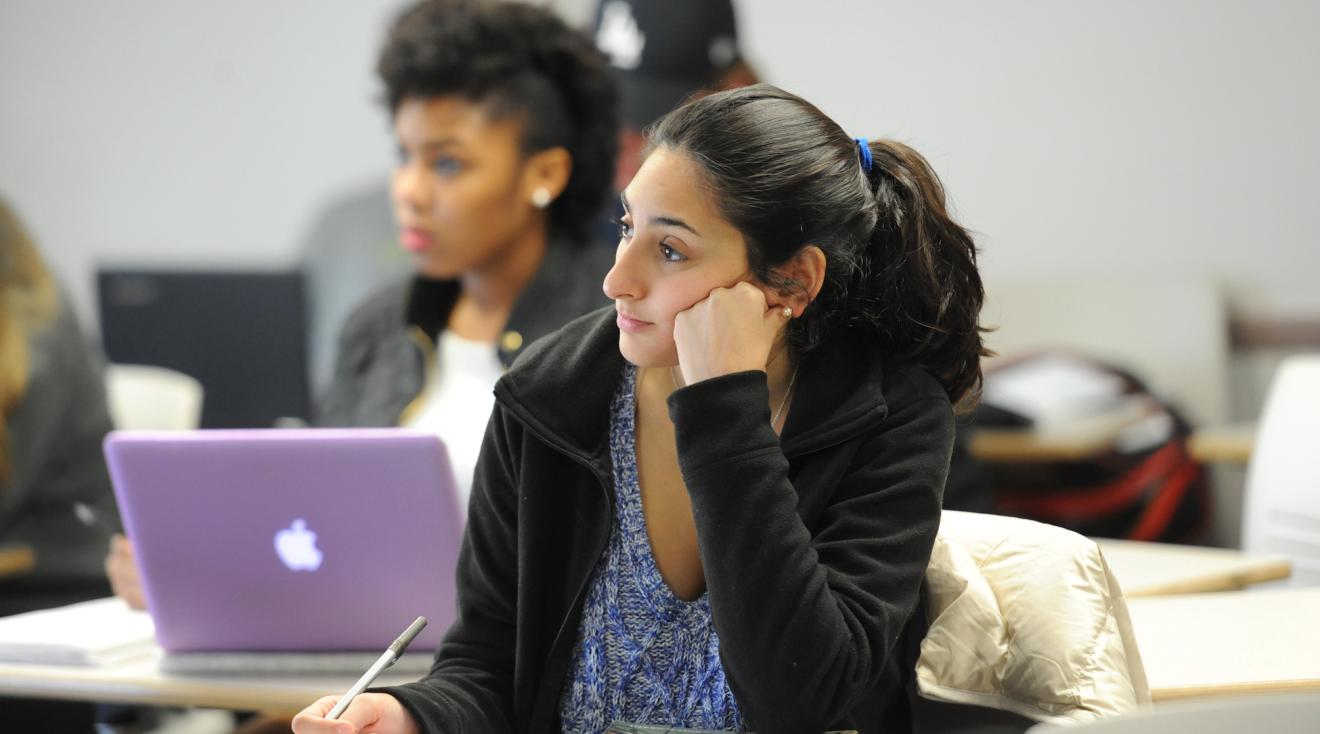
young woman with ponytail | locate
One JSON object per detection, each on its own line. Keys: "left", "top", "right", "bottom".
{"left": 295, "top": 84, "right": 987, "bottom": 734}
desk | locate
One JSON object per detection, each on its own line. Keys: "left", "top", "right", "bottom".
{"left": 0, "top": 545, "right": 36, "bottom": 578}
{"left": 0, "top": 650, "right": 420, "bottom": 714}
{"left": 974, "top": 422, "right": 1258, "bottom": 465}
{"left": 1187, "top": 423, "right": 1257, "bottom": 464}
{"left": 968, "top": 401, "right": 1156, "bottom": 463}
{"left": 1126, "top": 588, "right": 1320, "bottom": 701}
{"left": 1097, "top": 539, "right": 1291, "bottom": 597}
{"left": 970, "top": 412, "right": 1258, "bottom": 466}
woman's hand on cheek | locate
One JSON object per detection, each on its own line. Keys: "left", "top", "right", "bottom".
{"left": 673, "top": 282, "right": 789, "bottom": 385}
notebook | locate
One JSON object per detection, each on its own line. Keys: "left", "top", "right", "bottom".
{"left": 0, "top": 597, "right": 155, "bottom": 666}
{"left": 104, "top": 428, "right": 463, "bottom": 657}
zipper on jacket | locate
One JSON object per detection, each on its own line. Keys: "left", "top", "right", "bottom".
{"left": 510, "top": 413, "right": 615, "bottom": 732}
{"left": 396, "top": 325, "right": 437, "bottom": 426}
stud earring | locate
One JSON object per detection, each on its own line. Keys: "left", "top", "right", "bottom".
{"left": 781, "top": 306, "right": 793, "bottom": 318}
{"left": 531, "top": 188, "right": 552, "bottom": 209}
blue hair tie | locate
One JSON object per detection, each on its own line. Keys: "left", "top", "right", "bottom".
{"left": 854, "top": 137, "right": 873, "bottom": 174}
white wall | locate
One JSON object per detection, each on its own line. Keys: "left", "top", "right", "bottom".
{"left": 733, "top": 0, "right": 1319, "bottom": 322}
{"left": 4, "top": 0, "right": 1310, "bottom": 548}
{"left": 4, "top": 0, "right": 1317, "bottom": 335}
{"left": 0, "top": 0, "right": 404, "bottom": 323}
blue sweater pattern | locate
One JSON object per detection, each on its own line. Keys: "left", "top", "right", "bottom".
{"left": 559, "top": 365, "right": 743, "bottom": 733}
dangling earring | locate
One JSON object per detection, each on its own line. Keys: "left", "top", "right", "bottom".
{"left": 531, "top": 188, "right": 552, "bottom": 209}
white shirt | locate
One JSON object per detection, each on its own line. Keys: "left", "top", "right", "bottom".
{"left": 403, "top": 331, "right": 505, "bottom": 511}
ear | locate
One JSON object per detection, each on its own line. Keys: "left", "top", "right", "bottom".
{"left": 766, "top": 245, "right": 826, "bottom": 318}
{"left": 520, "top": 146, "right": 573, "bottom": 207}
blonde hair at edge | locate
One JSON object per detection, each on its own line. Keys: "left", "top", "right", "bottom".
{"left": 0, "top": 200, "right": 57, "bottom": 484}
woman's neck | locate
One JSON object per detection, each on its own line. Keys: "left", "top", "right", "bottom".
{"left": 448, "top": 224, "right": 549, "bottom": 342}
{"left": 763, "top": 342, "right": 797, "bottom": 432}
{"left": 651, "top": 340, "right": 797, "bottom": 434}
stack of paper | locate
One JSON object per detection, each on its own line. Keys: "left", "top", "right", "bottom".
{"left": 983, "top": 354, "right": 1129, "bottom": 430}
{"left": 0, "top": 597, "right": 156, "bottom": 666}
{"left": 982, "top": 354, "right": 1172, "bottom": 452}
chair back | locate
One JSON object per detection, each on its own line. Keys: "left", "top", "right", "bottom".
{"left": 1242, "top": 355, "right": 1320, "bottom": 586}
{"left": 105, "top": 363, "right": 203, "bottom": 430}
{"left": 982, "top": 275, "right": 1229, "bottom": 426}
{"left": 918, "top": 511, "right": 1150, "bottom": 726}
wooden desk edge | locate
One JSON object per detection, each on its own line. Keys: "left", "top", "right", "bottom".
{"left": 1122, "top": 558, "right": 1294, "bottom": 597}
{"left": 0, "top": 679, "right": 316, "bottom": 715}
{"left": 969, "top": 431, "right": 1118, "bottom": 462}
{"left": 967, "top": 399, "right": 1160, "bottom": 463}
{"left": 970, "top": 420, "right": 1257, "bottom": 465}
{"left": 1187, "top": 425, "right": 1256, "bottom": 464}
{"left": 0, "top": 663, "right": 417, "bottom": 715}
{"left": 0, "top": 546, "right": 36, "bottom": 578}
{"left": 1152, "top": 678, "right": 1320, "bottom": 702}
{"left": 0, "top": 669, "right": 326, "bottom": 714}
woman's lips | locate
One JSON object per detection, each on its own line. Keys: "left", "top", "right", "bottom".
{"left": 400, "top": 227, "right": 433, "bottom": 253}
{"left": 616, "top": 313, "right": 650, "bottom": 333}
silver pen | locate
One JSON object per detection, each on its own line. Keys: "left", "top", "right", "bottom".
{"left": 74, "top": 501, "right": 120, "bottom": 537}
{"left": 326, "top": 616, "right": 429, "bottom": 720}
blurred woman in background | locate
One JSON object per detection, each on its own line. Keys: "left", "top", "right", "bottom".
{"left": 317, "top": 0, "right": 620, "bottom": 508}
{"left": 1, "top": 197, "right": 119, "bottom": 730}
{"left": 106, "top": 0, "right": 620, "bottom": 605}
{"left": 0, "top": 198, "right": 117, "bottom": 617}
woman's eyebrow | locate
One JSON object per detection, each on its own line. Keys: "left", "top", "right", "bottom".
{"left": 416, "top": 138, "right": 461, "bottom": 153}
{"left": 619, "top": 191, "right": 702, "bottom": 237}
{"left": 651, "top": 216, "right": 701, "bottom": 237}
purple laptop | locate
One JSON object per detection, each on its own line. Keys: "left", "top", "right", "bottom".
{"left": 104, "top": 428, "right": 463, "bottom": 653}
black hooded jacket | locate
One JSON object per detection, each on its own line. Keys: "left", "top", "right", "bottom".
{"left": 382, "top": 306, "right": 953, "bottom": 733}
{"left": 317, "top": 240, "right": 613, "bottom": 428}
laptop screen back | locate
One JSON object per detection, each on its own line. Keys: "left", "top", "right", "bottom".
{"left": 105, "top": 428, "right": 462, "bottom": 652}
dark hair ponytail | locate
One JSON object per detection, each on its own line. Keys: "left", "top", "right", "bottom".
{"left": 862, "top": 139, "right": 987, "bottom": 407}
{"left": 646, "top": 84, "right": 988, "bottom": 407}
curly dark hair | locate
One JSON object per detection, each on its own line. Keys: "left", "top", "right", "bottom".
{"left": 377, "top": 0, "right": 619, "bottom": 242}
{"left": 648, "top": 85, "right": 989, "bottom": 408}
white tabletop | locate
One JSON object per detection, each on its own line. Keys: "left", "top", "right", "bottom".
{"left": 1126, "top": 587, "right": 1320, "bottom": 701}
{"left": 1096, "top": 539, "right": 1291, "bottom": 597}
{"left": 0, "top": 647, "right": 421, "bottom": 714}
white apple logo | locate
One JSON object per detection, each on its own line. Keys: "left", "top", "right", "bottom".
{"left": 274, "top": 518, "right": 323, "bottom": 571}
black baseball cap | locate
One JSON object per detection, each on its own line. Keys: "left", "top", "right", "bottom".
{"left": 592, "top": 0, "right": 741, "bottom": 129}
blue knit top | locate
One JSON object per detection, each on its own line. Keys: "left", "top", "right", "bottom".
{"left": 559, "top": 365, "right": 744, "bottom": 733}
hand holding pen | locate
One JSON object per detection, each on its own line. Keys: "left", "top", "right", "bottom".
{"left": 75, "top": 502, "right": 148, "bottom": 612}
{"left": 104, "top": 534, "right": 147, "bottom": 611}
{"left": 291, "top": 617, "right": 428, "bottom": 734}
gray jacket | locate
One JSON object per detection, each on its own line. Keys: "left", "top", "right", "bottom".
{"left": 1, "top": 290, "right": 117, "bottom": 612}
{"left": 317, "top": 240, "right": 614, "bottom": 427}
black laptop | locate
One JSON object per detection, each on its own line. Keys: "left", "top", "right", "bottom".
{"left": 97, "top": 269, "right": 311, "bottom": 428}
